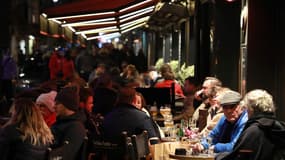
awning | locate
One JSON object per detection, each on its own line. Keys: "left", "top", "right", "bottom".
{"left": 41, "top": 0, "right": 159, "bottom": 41}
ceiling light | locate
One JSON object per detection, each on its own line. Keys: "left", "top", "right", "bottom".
{"left": 49, "top": 19, "right": 62, "bottom": 24}
{"left": 63, "top": 21, "right": 117, "bottom": 27}
{"left": 119, "top": 6, "right": 154, "bottom": 19}
{"left": 120, "top": 16, "right": 149, "bottom": 28}
{"left": 61, "top": 17, "right": 116, "bottom": 27}
{"left": 121, "top": 22, "right": 146, "bottom": 34}
{"left": 121, "top": 21, "right": 147, "bottom": 30}
{"left": 75, "top": 26, "right": 118, "bottom": 35}
{"left": 48, "top": 11, "right": 115, "bottom": 20}
{"left": 87, "top": 32, "right": 121, "bottom": 40}
{"left": 68, "top": 26, "right": 76, "bottom": 32}
{"left": 119, "top": 0, "right": 152, "bottom": 12}
{"left": 120, "top": 10, "right": 152, "bottom": 23}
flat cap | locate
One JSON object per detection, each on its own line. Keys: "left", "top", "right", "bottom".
{"left": 220, "top": 90, "right": 241, "bottom": 106}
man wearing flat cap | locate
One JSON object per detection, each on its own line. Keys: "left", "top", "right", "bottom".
{"left": 193, "top": 90, "right": 248, "bottom": 153}
{"left": 51, "top": 86, "right": 86, "bottom": 160}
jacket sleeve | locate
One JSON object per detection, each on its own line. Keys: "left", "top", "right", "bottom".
{"left": 201, "top": 116, "right": 226, "bottom": 150}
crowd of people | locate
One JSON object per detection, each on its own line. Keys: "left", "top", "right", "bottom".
{"left": 0, "top": 44, "right": 285, "bottom": 160}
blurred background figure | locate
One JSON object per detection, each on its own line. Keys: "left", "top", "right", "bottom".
{"left": 48, "top": 47, "right": 65, "bottom": 80}
{"left": 0, "top": 48, "right": 17, "bottom": 115}
{"left": 155, "top": 63, "right": 184, "bottom": 98}
{"left": 36, "top": 90, "right": 57, "bottom": 127}
{"left": 175, "top": 76, "right": 202, "bottom": 121}
{"left": 88, "top": 63, "right": 106, "bottom": 85}
{"left": 0, "top": 98, "right": 54, "bottom": 160}
{"left": 148, "top": 66, "right": 159, "bottom": 87}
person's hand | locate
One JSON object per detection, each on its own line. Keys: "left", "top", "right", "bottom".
{"left": 191, "top": 143, "right": 204, "bottom": 153}
{"left": 194, "top": 89, "right": 203, "bottom": 101}
{"left": 208, "top": 145, "right": 215, "bottom": 154}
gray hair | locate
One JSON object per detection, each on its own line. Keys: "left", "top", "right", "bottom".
{"left": 242, "top": 89, "right": 275, "bottom": 114}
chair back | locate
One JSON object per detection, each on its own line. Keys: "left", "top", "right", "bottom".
{"left": 125, "top": 136, "right": 136, "bottom": 160}
{"left": 131, "top": 130, "right": 150, "bottom": 160}
{"left": 89, "top": 131, "right": 134, "bottom": 160}
{"left": 78, "top": 136, "right": 88, "bottom": 160}
{"left": 47, "top": 141, "right": 69, "bottom": 160}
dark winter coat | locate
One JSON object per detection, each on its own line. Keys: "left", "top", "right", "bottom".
{"left": 51, "top": 112, "right": 86, "bottom": 160}
{"left": 0, "top": 124, "right": 49, "bottom": 160}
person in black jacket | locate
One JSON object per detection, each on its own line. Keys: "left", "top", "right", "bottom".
{"left": 0, "top": 98, "right": 54, "bottom": 160}
{"left": 216, "top": 89, "right": 285, "bottom": 160}
{"left": 103, "top": 85, "right": 160, "bottom": 159}
{"left": 51, "top": 86, "right": 86, "bottom": 160}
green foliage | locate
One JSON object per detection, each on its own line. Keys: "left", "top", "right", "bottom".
{"left": 154, "top": 58, "right": 164, "bottom": 71}
{"left": 154, "top": 58, "right": 195, "bottom": 85}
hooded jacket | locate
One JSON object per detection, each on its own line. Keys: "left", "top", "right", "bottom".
{"left": 51, "top": 112, "right": 86, "bottom": 160}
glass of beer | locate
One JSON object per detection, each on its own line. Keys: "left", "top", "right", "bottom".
{"left": 150, "top": 106, "right": 158, "bottom": 117}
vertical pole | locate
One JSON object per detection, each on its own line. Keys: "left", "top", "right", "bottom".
{"left": 185, "top": 20, "right": 190, "bottom": 66}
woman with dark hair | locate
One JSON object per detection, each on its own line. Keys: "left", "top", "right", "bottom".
{"left": 0, "top": 98, "right": 54, "bottom": 160}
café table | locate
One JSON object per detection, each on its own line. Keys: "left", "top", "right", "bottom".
{"left": 169, "top": 153, "right": 214, "bottom": 160}
{"left": 154, "top": 140, "right": 191, "bottom": 160}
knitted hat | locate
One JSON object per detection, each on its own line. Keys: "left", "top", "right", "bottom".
{"left": 55, "top": 86, "right": 79, "bottom": 111}
{"left": 36, "top": 91, "right": 57, "bottom": 112}
{"left": 220, "top": 90, "right": 241, "bottom": 106}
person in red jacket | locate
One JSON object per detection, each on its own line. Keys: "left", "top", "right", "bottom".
{"left": 62, "top": 49, "right": 75, "bottom": 80}
{"left": 49, "top": 48, "right": 75, "bottom": 80}
{"left": 154, "top": 63, "right": 184, "bottom": 98}
{"left": 48, "top": 48, "right": 65, "bottom": 80}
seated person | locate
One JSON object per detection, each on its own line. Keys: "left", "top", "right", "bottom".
{"left": 200, "top": 87, "right": 230, "bottom": 135}
{"left": 177, "top": 76, "right": 202, "bottom": 121}
{"left": 191, "top": 77, "right": 222, "bottom": 131}
{"left": 193, "top": 90, "right": 248, "bottom": 153}
{"left": 36, "top": 90, "right": 57, "bottom": 127}
{"left": 92, "top": 73, "right": 118, "bottom": 116}
{"left": 51, "top": 86, "right": 86, "bottom": 160}
{"left": 154, "top": 63, "right": 184, "bottom": 98}
{"left": 216, "top": 89, "right": 285, "bottom": 160}
{"left": 0, "top": 98, "right": 54, "bottom": 160}
{"left": 103, "top": 85, "right": 160, "bottom": 159}
{"left": 133, "top": 91, "right": 165, "bottom": 139}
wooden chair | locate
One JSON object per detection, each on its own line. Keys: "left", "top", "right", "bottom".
{"left": 88, "top": 140, "right": 119, "bottom": 160}
{"left": 46, "top": 141, "right": 69, "bottom": 160}
{"left": 125, "top": 136, "right": 136, "bottom": 160}
{"left": 131, "top": 130, "right": 150, "bottom": 160}
{"left": 88, "top": 131, "right": 135, "bottom": 160}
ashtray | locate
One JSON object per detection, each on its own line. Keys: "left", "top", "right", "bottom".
{"left": 175, "top": 148, "right": 186, "bottom": 155}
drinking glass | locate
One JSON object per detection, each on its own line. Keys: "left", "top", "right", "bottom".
{"left": 150, "top": 106, "right": 158, "bottom": 118}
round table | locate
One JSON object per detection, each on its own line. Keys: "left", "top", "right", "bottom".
{"left": 169, "top": 153, "right": 214, "bottom": 160}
